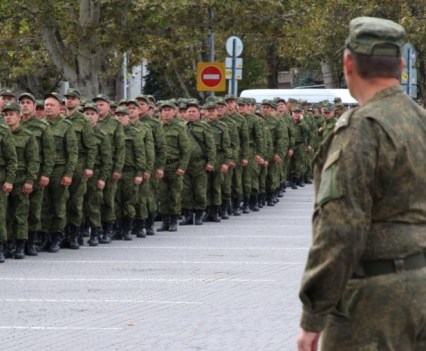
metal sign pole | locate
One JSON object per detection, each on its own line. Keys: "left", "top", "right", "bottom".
{"left": 232, "top": 39, "right": 236, "bottom": 96}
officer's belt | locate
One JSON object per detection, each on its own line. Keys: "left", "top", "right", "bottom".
{"left": 165, "top": 159, "right": 179, "bottom": 165}
{"left": 357, "top": 251, "right": 426, "bottom": 278}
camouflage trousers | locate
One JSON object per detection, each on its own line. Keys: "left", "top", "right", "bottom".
{"left": 7, "top": 177, "right": 30, "bottom": 241}
{"left": 83, "top": 170, "right": 103, "bottom": 228}
{"left": 115, "top": 169, "right": 138, "bottom": 220}
{"left": 0, "top": 183, "right": 6, "bottom": 243}
{"left": 207, "top": 170, "right": 224, "bottom": 206}
{"left": 135, "top": 179, "right": 150, "bottom": 221}
{"left": 101, "top": 174, "right": 118, "bottom": 224}
{"left": 266, "top": 160, "right": 279, "bottom": 193}
{"left": 28, "top": 176, "right": 43, "bottom": 232}
{"left": 231, "top": 163, "right": 243, "bottom": 198}
{"left": 321, "top": 268, "right": 426, "bottom": 350}
{"left": 181, "top": 159, "right": 208, "bottom": 210}
{"left": 221, "top": 168, "right": 233, "bottom": 202}
{"left": 158, "top": 162, "right": 183, "bottom": 216}
{"left": 289, "top": 144, "right": 307, "bottom": 179}
{"left": 67, "top": 162, "right": 87, "bottom": 227}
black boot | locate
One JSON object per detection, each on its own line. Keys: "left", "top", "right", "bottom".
{"left": 133, "top": 219, "right": 146, "bottom": 238}
{"left": 290, "top": 177, "right": 298, "bottom": 190}
{"left": 81, "top": 226, "right": 90, "bottom": 237}
{"left": 25, "top": 232, "right": 38, "bottom": 256}
{"left": 194, "top": 210, "right": 204, "bottom": 225}
{"left": 37, "top": 233, "right": 50, "bottom": 252}
{"left": 297, "top": 176, "right": 305, "bottom": 187}
{"left": 14, "top": 240, "right": 26, "bottom": 259}
{"left": 99, "top": 223, "right": 113, "bottom": 244}
{"left": 68, "top": 225, "right": 80, "bottom": 249}
{"left": 88, "top": 227, "right": 100, "bottom": 246}
{"left": 122, "top": 218, "right": 133, "bottom": 240}
{"left": 145, "top": 213, "right": 156, "bottom": 235}
{"left": 168, "top": 215, "right": 178, "bottom": 232}
{"left": 273, "top": 190, "right": 279, "bottom": 204}
{"left": 210, "top": 206, "right": 221, "bottom": 223}
{"left": 242, "top": 196, "right": 250, "bottom": 214}
{"left": 232, "top": 197, "right": 242, "bottom": 216}
{"left": 112, "top": 219, "right": 123, "bottom": 240}
{"left": 249, "top": 195, "right": 260, "bottom": 212}
{"left": 157, "top": 214, "right": 170, "bottom": 232}
{"left": 179, "top": 209, "right": 193, "bottom": 225}
{"left": 221, "top": 201, "right": 229, "bottom": 220}
{"left": 4, "top": 241, "right": 15, "bottom": 258}
{"left": 0, "top": 244, "right": 4, "bottom": 263}
{"left": 48, "top": 233, "right": 63, "bottom": 253}
{"left": 203, "top": 207, "right": 211, "bottom": 222}
{"left": 267, "top": 192, "right": 275, "bottom": 206}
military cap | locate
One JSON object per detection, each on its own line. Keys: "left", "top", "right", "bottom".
{"left": 292, "top": 104, "right": 303, "bottom": 112}
{"left": 205, "top": 96, "right": 217, "bottom": 103}
{"left": 334, "top": 104, "right": 346, "bottom": 111}
{"left": 299, "top": 99, "right": 309, "bottom": 106}
{"left": 333, "top": 97, "right": 342, "bottom": 103}
{"left": 261, "top": 99, "right": 277, "bottom": 109}
{"left": 64, "top": 88, "right": 81, "bottom": 99}
{"left": 160, "top": 100, "right": 177, "bottom": 109}
{"left": 146, "top": 95, "right": 156, "bottom": 104}
{"left": 254, "top": 110, "right": 264, "bottom": 118}
{"left": 224, "top": 94, "right": 236, "bottom": 101}
{"left": 135, "top": 94, "right": 150, "bottom": 103}
{"left": 186, "top": 101, "right": 200, "bottom": 109}
{"left": 117, "top": 99, "right": 127, "bottom": 106}
{"left": 92, "top": 94, "right": 110, "bottom": 104}
{"left": 345, "top": 17, "right": 405, "bottom": 56}
{"left": 19, "top": 92, "right": 36, "bottom": 103}
{"left": 3, "top": 102, "right": 21, "bottom": 112}
{"left": 237, "top": 97, "right": 247, "bottom": 105}
{"left": 126, "top": 99, "right": 140, "bottom": 107}
{"left": 287, "top": 98, "right": 297, "bottom": 104}
{"left": 0, "top": 88, "right": 15, "bottom": 97}
{"left": 45, "top": 92, "right": 63, "bottom": 104}
{"left": 115, "top": 107, "right": 129, "bottom": 115}
{"left": 83, "top": 103, "right": 99, "bottom": 113}
{"left": 274, "top": 97, "right": 286, "bottom": 104}
{"left": 216, "top": 98, "right": 226, "bottom": 106}
{"left": 203, "top": 101, "right": 217, "bottom": 110}
{"left": 36, "top": 100, "right": 45, "bottom": 108}
{"left": 110, "top": 100, "right": 118, "bottom": 108}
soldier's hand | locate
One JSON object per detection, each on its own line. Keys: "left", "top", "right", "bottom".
{"left": 287, "top": 150, "right": 294, "bottom": 157}
{"left": 3, "top": 182, "right": 12, "bottom": 193}
{"left": 205, "top": 164, "right": 214, "bottom": 172}
{"left": 241, "top": 159, "right": 248, "bottom": 167}
{"left": 307, "top": 145, "right": 313, "bottom": 152}
{"left": 134, "top": 176, "right": 143, "bottom": 185}
{"left": 97, "top": 180, "right": 105, "bottom": 190}
{"left": 61, "top": 176, "right": 72, "bottom": 187}
{"left": 255, "top": 155, "right": 264, "bottom": 165}
{"left": 263, "top": 161, "right": 269, "bottom": 168}
{"left": 273, "top": 154, "right": 283, "bottom": 163}
{"left": 220, "top": 164, "right": 229, "bottom": 173}
{"left": 156, "top": 169, "right": 164, "bottom": 179}
{"left": 84, "top": 169, "right": 94, "bottom": 179}
{"left": 22, "top": 183, "right": 33, "bottom": 195}
{"left": 300, "top": 114, "right": 304, "bottom": 120}
{"left": 39, "top": 176, "right": 50, "bottom": 188}
{"left": 143, "top": 172, "right": 151, "bottom": 180}
{"left": 176, "top": 169, "right": 185, "bottom": 176}
{"left": 112, "top": 172, "right": 121, "bottom": 181}
{"left": 297, "top": 329, "right": 321, "bottom": 351}
{"left": 228, "top": 161, "right": 236, "bottom": 169}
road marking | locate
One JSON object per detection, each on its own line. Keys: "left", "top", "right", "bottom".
{"left": 0, "top": 277, "right": 275, "bottom": 283}
{"left": 11, "top": 260, "right": 304, "bottom": 265}
{"left": 78, "top": 246, "right": 309, "bottom": 250}
{"left": 0, "top": 298, "right": 203, "bottom": 305}
{"left": 0, "top": 326, "right": 123, "bottom": 331}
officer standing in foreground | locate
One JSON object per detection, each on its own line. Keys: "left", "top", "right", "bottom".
{"left": 298, "top": 17, "right": 426, "bottom": 351}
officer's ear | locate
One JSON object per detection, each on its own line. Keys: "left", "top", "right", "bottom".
{"left": 343, "top": 50, "right": 354, "bottom": 78}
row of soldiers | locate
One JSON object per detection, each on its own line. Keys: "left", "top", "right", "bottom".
{"left": 0, "top": 87, "right": 344, "bottom": 263}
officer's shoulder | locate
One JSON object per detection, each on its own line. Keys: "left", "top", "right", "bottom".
{"left": 334, "top": 109, "right": 357, "bottom": 132}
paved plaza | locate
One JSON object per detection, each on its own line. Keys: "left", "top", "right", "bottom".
{"left": 0, "top": 186, "right": 314, "bottom": 351}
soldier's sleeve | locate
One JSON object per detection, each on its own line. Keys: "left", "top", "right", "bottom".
{"left": 229, "top": 123, "right": 239, "bottom": 163}
{"left": 99, "top": 134, "right": 112, "bottom": 182}
{"left": 240, "top": 117, "right": 249, "bottom": 160}
{"left": 144, "top": 127, "right": 155, "bottom": 172}
{"left": 222, "top": 124, "right": 232, "bottom": 164}
{"left": 64, "top": 125, "right": 78, "bottom": 177}
{"left": 177, "top": 126, "right": 191, "bottom": 171}
{"left": 204, "top": 126, "right": 216, "bottom": 166}
{"left": 24, "top": 134, "right": 40, "bottom": 185}
{"left": 277, "top": 121, "right": 288, "bottom": 158}
{"left": 133, "top": 130, "right": 146, "bottom": 177}
{"left": 40, "top": 126, "right": 55, "bottom": 178}
{"left": 252, "top": 117, "right": 264, "bottom": 157}
{"left": 2, "top": 129, "right": 17, "bottom": 184}
{"left": 113, "top": 122, "right": 125, "bottom": 173}
{"left": 288, "top": 121, "right": 296, "bottom": 149}
{"left": 299, "top": 117, "right": 383, "bottom": 332}
{"left": 265, "top": 128, "right": 273, "bottom": 160}
{"left": 154, "top": 123, "right": 167, "bottom": 170}
{"left": 82, "top": 120, "right": 97, "bottom": 170}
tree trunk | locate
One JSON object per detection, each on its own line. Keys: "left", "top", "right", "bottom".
{"left": 321, "top": 59, "right": 339, "bottom": 88}
{"left": 267, "top": 44, "right": 279, "bottom": 88}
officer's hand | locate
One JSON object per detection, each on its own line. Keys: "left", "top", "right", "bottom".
{"left": 287, "top": 150, "right": 294, "bottom": 157}
{"left": 205, "top": 164, "right": 214, "bottom": 172}
{"left": 297, "top": 329, "right": 321, "bottom": 351}
{"left": 97, "top": 180, "right": 105, "bottom": 190}
{"left": 22, "top": 183, "right": 33, "bottom": 195}
{"left": 61, "top": 176, "right": 72, "bottom": 187}
{"left": 156, "top": 169, "right": 164, "bottom": 179}
{"left": 112, "top": 172, "right": 121, "bottom": 181}
{"left": 228, "top": 161, "right": 236, "bottom": 169}
{"left": 143, "top": 172, "right": 151, "bottom": 180}
{"left": 255, "top": 155, "right": 264, "bottom": 165}
{"left": 220, "top": 164, "right": 229, "bottom": 173}
{"left": 39, "top": 176, "right": 50, "bottom": 188}
{"left": 241, "top": 159, "right": 248, "bottom": 167}
{"left": 176, "top": 169, "right": 185, "bottom": 176}
{"left": 134, "top": 176, "right": 143, "bottom": 185}
{"left": 3, "top": 182, "right": 12, "bottom": 193}
{"left": 84, "top": 169, "right": 93, "bottom": 179}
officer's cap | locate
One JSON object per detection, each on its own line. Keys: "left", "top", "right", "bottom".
{"left": 345, "top": 17, "right": 405, "bottom": 56}
{"left": 19, "top": 93, "right": 36, "bottom": 103}
{"left": 64, "top": 88, "right": 81, "bottom": 99}
{"left": 92, "top": 94, "right": 110, "bottom": 104}
{"left": 83, "top": 103, "right": 99, "bottom": 113}
{"left": 3, "top": 102, "right": 21, "bottom": 113}
{"left": 45, "top": 92, "right": 63, "bottom": 104}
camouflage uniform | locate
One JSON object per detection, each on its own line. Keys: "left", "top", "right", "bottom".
{"left": 299, "top": 17, "right": 426, "bottom": 351}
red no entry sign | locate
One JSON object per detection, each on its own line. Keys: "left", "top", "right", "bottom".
{"left": 197, "top": 62, "right": 226, "bottom": 92}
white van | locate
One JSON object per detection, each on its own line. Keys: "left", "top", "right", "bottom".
{"left": 240, "top": 88, "right": 357, "bottom": 104}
